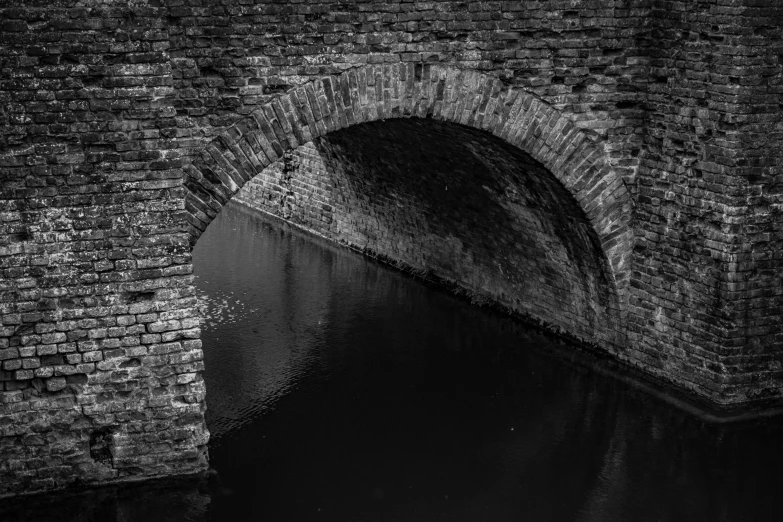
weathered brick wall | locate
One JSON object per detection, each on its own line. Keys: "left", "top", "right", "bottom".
{"left": 628, "top": 0, "right": 783, "bottom": 404}
{"left": 722, "top": 2, "right": 783, "bottom": 400}
{"left": 0, "top": 3, "right": 208, "bottom": 497}
{"left": 1, "top": 0, "right": 782, "bottom": 499}
{"left": 233, "top": 120, "right": 622, "bottom": 349}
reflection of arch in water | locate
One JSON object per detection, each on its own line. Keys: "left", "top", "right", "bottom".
{"left": 184, "top": 64, "right": 633, "bottom": 350}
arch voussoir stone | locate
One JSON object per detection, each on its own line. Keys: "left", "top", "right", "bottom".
{"left": 511, "top": 95, "right": 540, "bottom": 137}
{"left": 551, "top": 131, "right": 587, "bottom": 175}
{"left": 475, "top": 79, "right": 501, "bottom": 129}
{"left": 355, "top": 68, "right": 371, "bottom": 120}
{"left": 483, "top": 81, "right": 507, "bottom": 128}
{"left": 459, "top": 77, "right": 486, "bottom": 126}
{"left": 346, "top": 70, "right": 362, "bottom": 122}
{"left": 186, "top": 64, "right": 634, "bottom": 312}
{"left": 275, "top": 94, "right": 306, "bottom": 145}
{"left": 464, "top": 77, "right": 490, "bottom": 128}
{"left": 188, "top": 162, "right": 229, "bottom": 209}
{"left": 561, "top": 145, "right": 602, "bottom": 189}
{"left": 259, "top": 106, "right": 291, "bottom": 151}
{"left": 244, "top": 114, "right": 281, "bottom": 164}
{"left": 300, "top": 83, "right": 324, "bottom": 135}
{"left": 360, "top": 67, "right": 376, "bottom": 119}
{"left": 545, "top": 115, "right": 574, "bottom": 155}
{"left": 434, "top": 76, "right": 458, "bottom": 121}
{"left": 289, "top": 88, "right": 318, "bottom": 142}
{"left": 582, "top": 182, "right": 613, "bottom": 220}
{"left": 221, "top": 140, "right": 257, "bottom": 183}
{"left": 233, "top": 129, "right": 271, "bottom": 172}
{"left": 532, "top": 110, "right": 563, "bottom": 159}
{"left": 268, "top": 99, "right": 297, "bottom": 148}
{"left": 412, "top": 77, "right": 429, "bottom": 116}
{"left": 184, "top": 162, "right": 229, "bottom": 240}
{"left": 339, "top": 75, "right": 359, "bottom": 125}
{"left": 252, "top": 111, "right": 285, "bottom": 157}
{"left": 204, "top": 145, "right": 241, "bottom": 193}
{"left": 513, "top": 100, "right": 547, "bottom": 148}
{"left": 494, "top": 94, "right": 526, "bottom": 142}
{"left": 281, "top": 95, "right": 307, "bottom": 142}
{"left": 599, "top": 178, "right": 631, "bottom": 214}
{"left": 235, "top": 138, "right": 265, "bottom": 174}
{"left": 211, "top": 138, "right": 251, "bottom": 186}
{"left": 314, "top": 78, "right": 338, "bottom": 133}
{"left": 334, "top": 72, "right": 355, "bottom": 127}
{"left": 369, "top": 67, "right": 386, "bottom": 120}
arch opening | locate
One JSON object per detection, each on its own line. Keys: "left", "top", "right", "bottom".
{"left": 227, "top": 117, "right": 621, "bottom": 349}
{"left": 185, "top": 64, "right": 633, "bottom": 350}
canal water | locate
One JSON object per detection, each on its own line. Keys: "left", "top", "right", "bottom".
{"left": 4, "top": 201, "right": 783, "bottom": 521}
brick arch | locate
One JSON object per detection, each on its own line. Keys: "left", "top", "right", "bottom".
{"left": 184, "top": 63, "right": 633, "bottom": 308}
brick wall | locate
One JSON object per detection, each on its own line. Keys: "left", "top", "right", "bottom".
{"left": 628, "top": 0, "right": 783, "bottom": 404}
{"left": 1, "top": 0, "right": 782, "bottom": 499}
{"left": 167, "top": 0, "right": 649, "bottom": 181}
{"left": 0, "top": 2, "right": 208, "bottom": 497}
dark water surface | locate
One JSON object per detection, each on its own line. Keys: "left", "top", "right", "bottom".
{"left": 5, "top": 201, "right": 783, "bottom": 521}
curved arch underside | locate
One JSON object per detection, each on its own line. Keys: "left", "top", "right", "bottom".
{"left": 239, "top": 119, "right": 620, "bottom": 348}
{"left": 184, "top": 64, "right": 634, "bottom": 348}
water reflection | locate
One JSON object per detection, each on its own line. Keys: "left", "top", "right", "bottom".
{"left": 2, "top": 201, "right": 783, "bottom": 521}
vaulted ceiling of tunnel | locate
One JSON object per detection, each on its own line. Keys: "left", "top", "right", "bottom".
{"left": 254, "top": 117, "right": 623, "bottom": 347}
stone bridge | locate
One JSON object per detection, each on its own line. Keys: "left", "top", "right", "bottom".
{"left": 1, "top": 0, "right": 782, "bottom": 496}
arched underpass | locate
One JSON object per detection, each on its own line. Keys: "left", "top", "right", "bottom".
{"left": 233, "top": 118, "right": 622, "bottom": 350}
{"left": 185, "top": 65, "right": 635, "bottom": 354}
{"left": 2, "top": 65, "right": 639, "bottom": 496}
